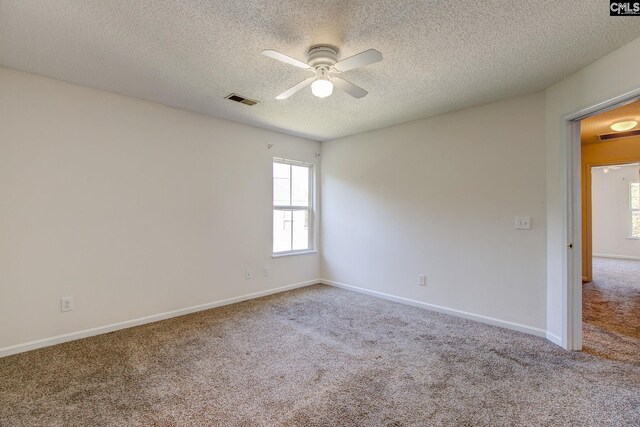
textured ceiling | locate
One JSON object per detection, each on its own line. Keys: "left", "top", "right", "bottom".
{"left": 2, "top": 1, "right": 640, "bottom": 141}
{"left": 581, "top": 100, "right": 640, "bottom": 144}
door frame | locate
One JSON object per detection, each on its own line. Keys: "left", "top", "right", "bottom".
{"left": 563, "top": 88, "right": 640, "bottom": 351}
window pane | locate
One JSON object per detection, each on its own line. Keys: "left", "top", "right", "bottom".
{"left": 273, "top": 209, "right": 292, "bottom": 253}
{"left": 633, "top": 211, "right": 640, "bottom": 238}
{"left": 631, "top": 182, "right": 640, "bottom": 210}
{"left": 273, "top": 163, "right": 290, "bottom": 206}
{"left": 292, "top": 210, "right": 310, "bottom": 250}
{"left": 291, "top": 165, "right": 310, "bottom": 207}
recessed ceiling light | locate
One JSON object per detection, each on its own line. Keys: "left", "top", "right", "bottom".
{"left": 610, "top": 120, "right": 638, "bottom": 132}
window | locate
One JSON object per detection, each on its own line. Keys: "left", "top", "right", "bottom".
{"left": 630, "top": 181, "right": 640, "bottom": 238}
{"left": 273, "top": 159, "right": 314, "bottom": 255}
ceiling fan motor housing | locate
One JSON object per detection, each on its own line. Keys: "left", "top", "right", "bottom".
{"left": 307, "top": 45, "right": 339, "bottom": 68}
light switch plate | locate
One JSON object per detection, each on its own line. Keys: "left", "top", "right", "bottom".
{"left": 515, "top": 216, "right": 532, "bottom": 230}
{"left": 418, "top": 275, "right": 427, "bottom": 287}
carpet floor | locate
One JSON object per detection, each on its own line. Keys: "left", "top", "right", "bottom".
{"left": 1, "top": 284, "right": 639, "bottom": 426}
{"left": 583, "top": 257, "right": 640, "bottom": 364}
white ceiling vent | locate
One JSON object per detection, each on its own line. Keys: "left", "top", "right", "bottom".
{"left": 225, "top": 93, "right": 259, "bottom": 106}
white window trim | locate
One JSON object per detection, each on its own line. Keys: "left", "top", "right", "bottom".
{"left": 272, "top": 250, "right": 318, "bottom": 258}
{"left": 272, "top": 158, "right": 315, "bottom": 256}
{"left": 629, "top": 181, "right": 640, "bottom": 239}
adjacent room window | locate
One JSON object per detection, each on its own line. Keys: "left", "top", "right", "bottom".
{"left": 273, "top": 159, "right": 314, "bottom": 255}
{"left": 630, "top": 181, "right": 640, "bottom": 238}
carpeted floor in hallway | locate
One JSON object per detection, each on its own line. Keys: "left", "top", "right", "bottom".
{"left": 583, "top": 256, "right": 640, "bottom": 364}
{"left": 1, "top": 284, "right": 639, "bottom": 426}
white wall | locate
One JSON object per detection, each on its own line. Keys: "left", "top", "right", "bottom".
{"left": 0, "top": 67, "right": 321, "bottom": 352}
{"left": 545, "top": 36, "right": 640, "bottom": 347}
{"left": 321, "top": 92, "right": 547, "bottom": 333}
{"left": 5, "top": 34, "right": 640, "bottom": 355}
{"left": 592, "top": 164, "right": 640, "bottom": 259}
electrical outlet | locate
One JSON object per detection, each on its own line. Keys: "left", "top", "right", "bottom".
{"left": 61, "top": 296, "right": 74, "bottom": 312}
{"left": 418, "top": 275, "right": 427, "bottom": 287}
{"left": 263, "top": 267, "right": 271, "bottom": 277}
{"left": 245, "top": 269, "right": 252, "bottom": 280}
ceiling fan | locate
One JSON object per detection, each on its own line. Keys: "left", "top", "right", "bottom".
{"left": 262, "top": 45, "right": 383, "bottom": 100}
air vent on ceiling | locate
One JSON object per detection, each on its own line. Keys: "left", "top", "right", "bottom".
{"left": 598, "top": 129, "right": 640, "bottom": 141}
{"left": 225, "top": 93, "right": 259, "bottom": 106}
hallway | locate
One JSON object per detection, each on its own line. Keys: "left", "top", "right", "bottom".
{"left": 583, "top": 257, "right": 640, "bottom": 364}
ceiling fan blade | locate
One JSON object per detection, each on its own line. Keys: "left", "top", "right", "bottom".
{"left": 333, "top": 49, "right": 383, "bottom": 72}
{"left": 262, "top": 49, "right": 310, "bottom": 69}
{"left": 332, "top": 77, "right": 368, "bottom": 98}
{"left": 276, "top": 77, "right": 315, "bottom": 100}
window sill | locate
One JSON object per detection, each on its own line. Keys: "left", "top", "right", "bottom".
{"left": 272, "top": 250, "right": 318, "bottom": 258}
{"left": 627, "top": 236, "right": 640, "bottom": 240}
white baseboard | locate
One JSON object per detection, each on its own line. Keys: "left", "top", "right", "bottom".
{"left": 546, "top": 331, "right": 563, "bottom": 346}
{"left": 0, "top": 279, "right": 320, "bottom": 358}
{"left": 321, "top": 279, "right": 548, "bottom": 339}
{"left": 593, "top": 253, "right": 640, "bottom": 260}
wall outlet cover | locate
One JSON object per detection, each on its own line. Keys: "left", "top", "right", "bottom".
{"left": 61, "top": 296, "right": 74, "bottom": 312}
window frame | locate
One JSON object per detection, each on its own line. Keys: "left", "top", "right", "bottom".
{"left": 272, "top": 158, "right": 315, "bottom": 256}
{"left": 629, "top": 181, "right": 640, "bottom": 239}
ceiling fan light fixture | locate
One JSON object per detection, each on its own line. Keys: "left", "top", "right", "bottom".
{"left": 311, "top": 78, "right": 333, "bottom": 98}
{"left": 263, "top": 45, "right": 382, "bottom": 100}
{"left": 610, "top": 120, "right": 638, "bottom": 132}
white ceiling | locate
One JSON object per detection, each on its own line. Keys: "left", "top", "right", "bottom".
{"left": 2, "top": 1, "right": 640, "bottom": 141}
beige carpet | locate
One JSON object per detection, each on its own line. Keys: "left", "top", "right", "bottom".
{"left": 583, "top": 257, "right": 640, "bottom": 364}
{"left": 1, "top": 284, "right": 639, "bottom": 426}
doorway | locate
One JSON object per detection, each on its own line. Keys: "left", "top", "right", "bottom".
{"left": 579, "top": 101, "right": 640, "bottom": 361}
